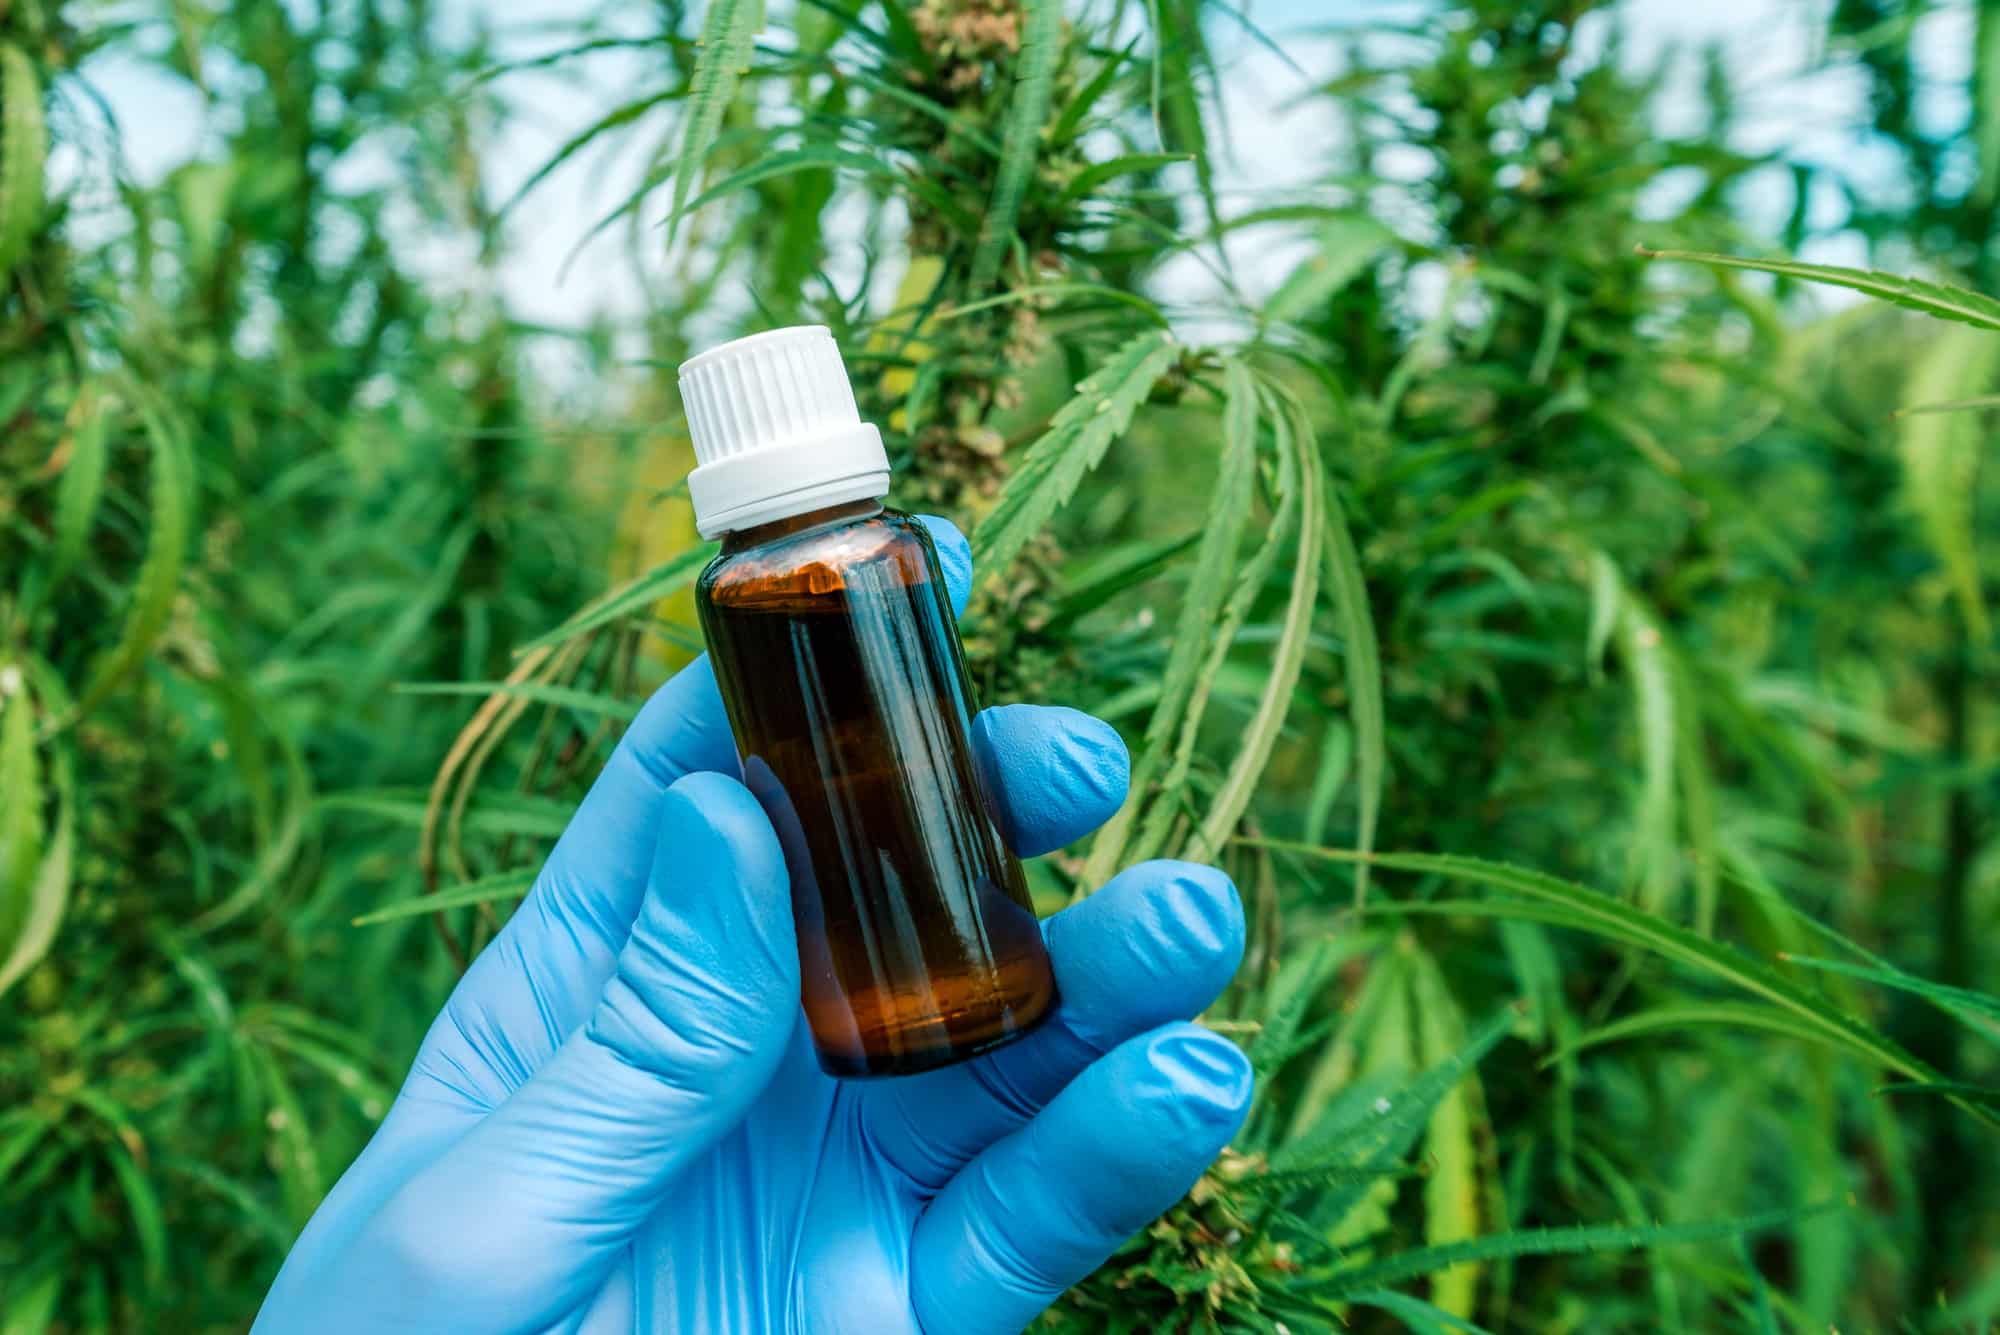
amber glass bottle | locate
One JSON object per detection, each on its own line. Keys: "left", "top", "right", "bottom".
{"left": 682, "top": 328, "right": 1056, "bottom": 1076}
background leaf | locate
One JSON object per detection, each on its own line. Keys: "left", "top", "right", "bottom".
{"left": 970, "top": 0, "right": 1062, "bottom": 290}
{"left": 667, "top": 0, "right": 767, "bottom": 239}
{"left": 0, "top": 45, "right": 46, "bottom": 279}
{"left": 971, "top": 331, "right": 1180, "bottom": 576}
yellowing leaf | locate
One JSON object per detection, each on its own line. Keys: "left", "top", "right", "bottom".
{"left": 871, "top": 254, "right": 946, "bottom": 422}
{"left": 1899, "top": 324, "right": 1999, "bottom": 641}
{"left": 1411, "top": 947, "right": 1484, "bottom": 1316}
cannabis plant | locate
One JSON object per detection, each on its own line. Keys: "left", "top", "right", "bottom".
{"left": 7, "top": 0, "right": 2000, "bottom": 1330}
{"left": 1, "top": 1, "right": 590, "bottom": 1324}
{"left": 417, "top": 0, "right": 2000, "bottom": 1329}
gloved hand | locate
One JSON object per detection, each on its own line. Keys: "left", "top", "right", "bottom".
{"left": 255, "top": 516, "right": 1251, "bottom": 1335}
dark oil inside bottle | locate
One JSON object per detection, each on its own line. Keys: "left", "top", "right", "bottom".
{"left": 696, "top": 502, "right": 1056, "bottom": 1076}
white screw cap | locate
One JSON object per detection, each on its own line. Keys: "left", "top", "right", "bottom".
{"left": 680, "top": 325, "right": 890, "bottom": 538}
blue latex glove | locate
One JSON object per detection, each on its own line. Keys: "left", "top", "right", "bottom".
{"left": 255, "top": 517, "right": 1251, "bottom": 1335}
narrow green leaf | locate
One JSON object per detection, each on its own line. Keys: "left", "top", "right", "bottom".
{"left": 351, "top": 869, "right": 539, "bottom": 926}
{"left": 1129, "top": 374, "right": 1299, "bottom": 867}
{"left": 395, "top": 680, "right": 641, "bottom": 720}
{"left": 518, "top": 543, "right": 715, "bottom": 653}
{"left": 938, "top": 280, "right": 1169, "bottom": 324}
{"left": 1048, "top": 38, "right": 1136, "bottom": 146}
{"left": 1041, "top": 530, "right": 1198, "bottom": 633}
{"left": 0, "top": 752, "right": 67, "bottom": 1000}
{"left": 1586, "top": 1146, "right": 1682, "bottom": 1333}
{"left": 1312, "top": 1202, "right": 1840, "bottom": 1299}
{"left": 1779, "top": 954, "right": 2000, "bottom": 1026}
{"left": 1247, "top": 935, "right": 1345, "bottom": 1077}
{"left": 973, "top": 331, "right": 1179, "bottom": 578}
{"left": 252, "top": 1027, "right": 394, "bottom": 1111}
{"left": 667, "top": 0, "right": 767, "bottom": 239}
{"left": 1053, "top": 151, "right": 1191, "bottom": 206}
{"left": 1081, "top": 351, "right": 1253, "bottom": 885}
{"left": 252, "top": 1047, "right": 322, "bottom": 1226}
{"left": 1301, "top": 715, "right": 1352, "bottom": 848}
{"left": 161, "top": 1157, "right": 293, "bottom": 1255}
{"left": 1, "top": 1270, "right": 61, "bottom": 1335}
{"left": 1528, "top": 287, "right": 1570, "bottom": 385}
{"left": 1265, "top": 215, "right": 1392, "bottom": 324}
{"left": 323, "top": 790, "right": 573, "bottom": 840}
{"left": 50, "top": 386, "right": 112, "bottom": 594}
{"left": 1263, "top": 845, "right": 1988, "bottom": 1123}
{"left": 1279, "top": 949, "right": 1411, "bottom": 1157}
{"left": 502, "top": 87, "right": 682, "bottom": 217}
{"left": 1149, "top": 0, "right": 1227, "bottom": 274}
{"left": 1322, "top": 463, "right": 1383, "bottom": 909}
{"left": 1671, "top": 656, "right": 1720, "bottom": 936}
{"left": 970, "top": 0, "right": 1061, "bottom": 290}
{"left": 1619, "top": 601, "right": 1679, "bottom": 914}
{"left": 1585, "top": 550, "right": 1619, "bottom": 681}
{"left": 1347, "top": 895, "right": 1620, "bottom": 935}
{"left": 0, "top": 677, "right": 43, "bottom": 969}
{"left": 0, "top": 44, "right": 47, "bottom": 279}
{"left": 1379, "top": 269, "right": 1463, "bottom": 423}
{"left": 1189, "top": 388, "right": 1322, "bottom": 860}
{"left": 0, "top": 665, "right": 70, "bottom": 996}
{"left": 190, "top": 703, "right": 312, "bottom": 935}
{"left": 154, "top": 930, "right": 235, "bottom": 1036}
{"left": 670, "top": 146, "right": 961, "bottom": 230}
{"left": 1873, "top": 1080, "right": 2000, "bottom": 1104}
{"left": 0, "top": 1113, "right": 52, "bottom": 1187}
{"left": 1978, "top": 2, "right": 2000, "bottom": 206}
{"left": 1892, "top": 393, "right": 2000, "bottom": 417}
{"left": 1349, "top": 1290, "right": 1498, "bottom": 1335}
{"left": 1548, "top": 1002, "right": 1850, "bottom": 1065}
{"left": 73, "top": 390, "right": 195, "bottom": 721}
{"left": 1276, "top": 1008, "right": 1511, "bottom": 1175}
{"left": 1638, "top": 246, "right": 2000, "bottom": 334}
{"left": 104, "top": 1145, "right": 168, "bottom": 1292}
{"left": 845, "top": 69, "right": 1001, "bottom": 158}
{"left": 1237, "top": 1162, "right": 1413, "bottom": 1195}
{"left": 1898, "top": 324, "right": 1996, "bottom": 640}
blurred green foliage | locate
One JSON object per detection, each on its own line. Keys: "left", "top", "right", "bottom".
{"left": 4, "top": 0, "right": 2000, "bottom": 1331}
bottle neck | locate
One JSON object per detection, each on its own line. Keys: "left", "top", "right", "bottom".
{"left": 718, "top": 498, "right": 885, "bottom": 555}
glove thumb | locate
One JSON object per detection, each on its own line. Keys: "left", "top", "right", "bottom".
{"left": 352, "top": 772, "right": 798, "bottom": 1330}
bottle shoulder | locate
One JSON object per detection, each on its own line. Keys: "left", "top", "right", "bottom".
{"left": 699, "top": 509, "right": 936, "bottom": 610}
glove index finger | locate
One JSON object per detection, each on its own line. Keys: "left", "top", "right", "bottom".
{"left": 915, "top": 514, "right": 974, "bottom": 617}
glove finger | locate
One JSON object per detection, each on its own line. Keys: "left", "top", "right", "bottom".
{"left": 972, "top": 704, "right": 1128, "bottom": 857}
{"left": 914, "top": 513, "right": 973, "bottom": 616}
{"left": 354, "top": 773, "right": 797, "bottom": 1330}
{"left": 908, "top": 1023, "right": 1252, "bottom": 1335}
{"left": 857, "top": 860, "right": 1243, "bottom": 1190}
{"left": 415, "top": 518, "right": 979, "bottom": 1096}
